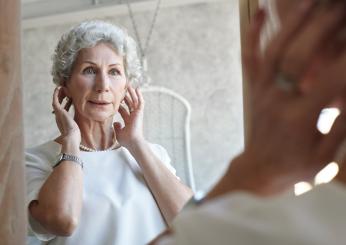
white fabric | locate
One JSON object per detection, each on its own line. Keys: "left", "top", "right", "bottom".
{"left": 25, "top": 140, "right": 176, "bottom": 245}
{"left": 159, "top": 182, "right": 346, "bottom": 245}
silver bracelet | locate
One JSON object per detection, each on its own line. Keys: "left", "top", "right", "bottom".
{"left": 53, "top": 153, "right": 84, "bottom": 169}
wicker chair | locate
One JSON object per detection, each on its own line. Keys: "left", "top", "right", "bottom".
{"left": 141, "top": 85, "right": 196, "bottom": 192}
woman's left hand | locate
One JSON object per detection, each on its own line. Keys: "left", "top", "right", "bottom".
{"left": 114, "top": 84, "right": 146, "bottom": 148}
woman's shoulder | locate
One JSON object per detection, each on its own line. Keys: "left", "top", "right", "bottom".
{"left": 26, "top": 140, "right": 60, "bottom": 154}
{"left": 147, "top": 142, "right": 168, "bottom": 155}
{"left": 147, "top": 142, "right": 176, "bottom": 174}
{"left": 25, "top": 140, "right": 60, "bottom": 168}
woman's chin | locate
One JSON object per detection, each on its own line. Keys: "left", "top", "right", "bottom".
{"left": 85, "top": 111, "right": 115, "bottom": 123}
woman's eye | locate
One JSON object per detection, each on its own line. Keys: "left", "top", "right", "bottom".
{"left": 83, "top": 67, "right": 96, "bottom": 75}
{"left": 109, "top": 69, "right": 121, "bottom": 76}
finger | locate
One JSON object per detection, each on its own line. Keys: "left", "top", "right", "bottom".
{"left": 113, "top": 122, "right": 123, "bottom": 133}
{"left": 280, "top": 2, "right": 345, "bottom": 80}
{"left": 128, "top": 84, "right": 139, "bottom": 109}
{"left": 52, "top": 86, "right": 63, "bottom": 111}
{"left": 124, "top": 93, "right": 134, "bottom": 112}
{"left": 58, "top": 87, "right": 67, "bottom": 104}
{"left": 242, "top": 8, "right": 267, "bottom": 83}
{"left": 64, "top": 98, "right": 72, "bottom": 111}
{"left": 118, "top": 104, "right": 130, "bottom": 121}
{"left": 136, "top": 87, "right": 145, "bottom": 110}
{"left": 262, "top": 0, "right": 315, "bottom": 85}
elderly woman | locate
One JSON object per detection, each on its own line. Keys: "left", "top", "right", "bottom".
{"left": 25, "top": 20, "right": 193, "bottom": 245}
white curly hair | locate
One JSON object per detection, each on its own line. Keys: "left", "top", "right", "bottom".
{"left": 51, "top": 20, "right": 142, "bottom": 86}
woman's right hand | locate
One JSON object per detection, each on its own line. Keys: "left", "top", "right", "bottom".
{"left": 207, "top": 1, "right": 346, "bottom": 199}
{"left": 52, "top": 86, "right": 81, "bottom": 147}
{"left": 239, "top": 1, "right": 346, "bottom": 195}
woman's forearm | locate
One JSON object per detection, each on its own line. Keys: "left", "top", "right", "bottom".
{"left": 29, "top": 141, "right": 83, "bottom": 236}
{"left": 128, "top": 141, "right": 193, "bottom": 224}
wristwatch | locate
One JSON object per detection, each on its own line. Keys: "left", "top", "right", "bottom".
{"left": 53, "top": 153, "right": 84, "bottom": 169}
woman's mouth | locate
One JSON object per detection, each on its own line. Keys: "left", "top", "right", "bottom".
{"left": 88, "top": 101, "right": 111, "bottom": 106}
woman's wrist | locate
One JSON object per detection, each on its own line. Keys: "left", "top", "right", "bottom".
{"left": 228, "top": 152, "right": 297, "bottom": 197}
{"left": 222, "top": 153, "right": 276, "bottom": 196}
{"left": 124, "top": 137, "right": 147, "bottom": 152}
{"left": 61, "top": 137, "right": 81, "bottom": 156}
{"left": 126, "top": 138, "right": 148, "bottom": 155}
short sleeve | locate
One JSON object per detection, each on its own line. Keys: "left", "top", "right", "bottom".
{"left": 150, "top": 144, "right": 177, "bottom": 176}
{"left": 25, "top": 149, "right": 56, "bottom": 241}
{"left": 166, "top": 194, "right": 282, "bottom": 245}
{"left": 160, "top": 186, "right": 346, "bottom": 245}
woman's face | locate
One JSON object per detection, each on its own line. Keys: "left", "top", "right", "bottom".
{"left": 65, "top": 42, "right": 127, "bottom": 122}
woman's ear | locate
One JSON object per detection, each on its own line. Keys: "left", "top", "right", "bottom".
{"left": 62, "top": 83, "right": 71, "bottom": 99}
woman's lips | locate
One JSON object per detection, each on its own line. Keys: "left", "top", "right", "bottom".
{"left": 88, "top": 101, "right": 111, "bottom": 106}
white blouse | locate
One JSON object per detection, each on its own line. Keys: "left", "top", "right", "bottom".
{"left": 25, "top": 141, "right": 176, "bottom": 245}
{"left": 159, "top": 182, "right": 346, "bottom": 245}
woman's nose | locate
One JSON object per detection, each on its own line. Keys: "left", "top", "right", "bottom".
{"left": 94, "top": 72, "right": 110, "bottom": 93}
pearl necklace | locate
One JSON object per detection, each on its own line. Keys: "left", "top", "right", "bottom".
{"left": 79, "top": 141, "right": 120, "bottom": 152}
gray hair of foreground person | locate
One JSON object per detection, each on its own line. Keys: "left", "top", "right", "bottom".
{"left": 51, "top": 20, "right": 142, "bottom": 86}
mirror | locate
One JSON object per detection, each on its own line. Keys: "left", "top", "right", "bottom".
{"left": 22, "top": 0, "right": 244, "bottom": 193}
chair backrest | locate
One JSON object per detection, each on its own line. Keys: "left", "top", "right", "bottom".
{"left": 141, "top": 85, "right": 196, "bottom": 192}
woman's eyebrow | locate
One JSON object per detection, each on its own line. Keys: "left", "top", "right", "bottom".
{"left": 109, "top": 63, "right": 122, "bottom": 67}
{"left": 83, "top": 61, "right": 97, "bottom": 65}
{"left": 82, "top": 61, "right": 121, "bottom": 67}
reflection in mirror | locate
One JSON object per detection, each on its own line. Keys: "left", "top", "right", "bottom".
{"left": 23, "top": 0, "right": 243, "bottom": 195}
{"left": 22, "top": 0, "right": 243, "bottom": 244}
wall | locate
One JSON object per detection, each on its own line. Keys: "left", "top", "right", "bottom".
{"left": 22, "top": 0, "right": 244, "bottom": 192}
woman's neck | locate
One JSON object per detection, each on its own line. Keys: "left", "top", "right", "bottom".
{"left": 75, "top": 116, "right": 115, "bottom": 151}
